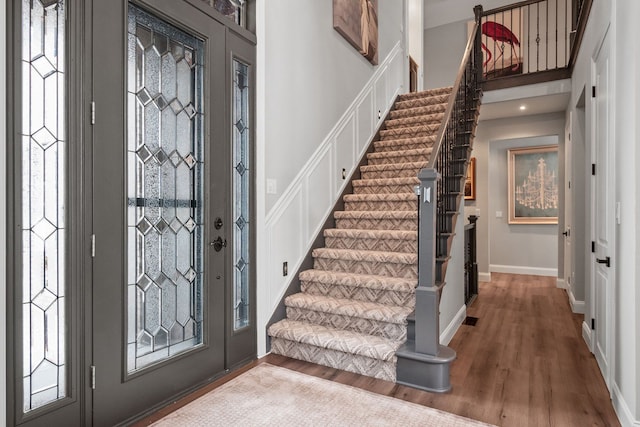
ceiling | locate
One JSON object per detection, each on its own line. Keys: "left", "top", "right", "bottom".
{"left": 478, "top": 93, "right": 571, "bottom": 121}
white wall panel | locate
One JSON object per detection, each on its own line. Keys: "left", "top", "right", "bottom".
{"left": 267, "top": 187, "right": 304, "bottom": 310}
{"left": 334, "top": 116, "right": 356, "bottom": 193}
{"left": 307, "top": 146, "right": 333, "bottom": 239}
{"left": 357, "top": 90, "right": 374, "bottom": 153}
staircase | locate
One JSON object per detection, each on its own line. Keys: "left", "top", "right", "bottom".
{"left": 268, "top": 87, "right": 453, "bottom": 382}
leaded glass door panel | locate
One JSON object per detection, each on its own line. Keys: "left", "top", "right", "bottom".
{"left": 91, "top": 1, "right": 227, "bottom": 425}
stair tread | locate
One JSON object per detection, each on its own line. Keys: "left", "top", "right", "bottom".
{"left": 343, "top": 193, "right": 417, "bottom": 202}
{"left": 299, "top": 269, "right": 417, "bottom": 292}
{"left": 360, "top": 161, "right": 427, "bottom": 172}
{"left": 373, "top": 135, "right": 436, "bottom": 149}
{"left": 367, "top": 148, "right": 432, "bottom": 160}
{"left": 352, "top": 177, "right": 419, "bottom": 187}
{"left": 380, "top": 124, "right": 440, "bottom": 138}
{"left": 385, "top": 112, "right": 446, "bottom": 128}
{"left": 396, "top": 87, "right": 452, "bottom": 101}
{"left": 334, "top": 210, "right": 417, "bottom": 220}
{"left": 313, "top": 248, "right": 417, "bottom": 265}
{"left": 394, "top": 94, "right": 451, "bottom": 110}
{"left": 285, "top": 293, "right": 412, "bottom": 324}
{"left": 389, "top": 105, "right": 447, "bottom": 120}
{"left": 324, "top": 228, "right": 417, "bottom": 240}
{"left": 268, "top": 319, "right": 402, "bottom": 362}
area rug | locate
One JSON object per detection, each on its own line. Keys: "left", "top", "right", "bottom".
{"left": 152, "top": 363, "right": 494, "bottom": 427}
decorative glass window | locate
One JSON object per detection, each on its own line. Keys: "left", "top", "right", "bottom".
{"left": 20, "top": 0, "right": 67, "bottom": 412}
{"left": 232, "top": 59, "right": 250, "bottom": 330}
{"left": 126, "top": 5, "right": 205, "bottom": 372}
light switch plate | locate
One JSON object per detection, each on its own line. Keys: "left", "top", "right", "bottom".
{"left": 266, "top": 179, "right": 277, "bottom": 194}
{"left": 496, "top": 211, "right": 503, "bottom": 218}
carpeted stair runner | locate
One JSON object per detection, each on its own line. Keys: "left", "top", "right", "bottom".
{"left": 268, "top": 87, "right": 452, "bottom": 382}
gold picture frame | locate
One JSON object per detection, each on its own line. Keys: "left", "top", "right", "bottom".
{"left": 464, "top": 157, "right": 476, "bottom": 200}
{"left": 508, "top": 145, "right": 558, "bottom": 224}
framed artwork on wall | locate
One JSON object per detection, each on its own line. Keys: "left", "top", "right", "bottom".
{"left": 508, "top": 145, "right": 558, "bottom": 224}
{"left": 464, "top": 157, "right": 476, "bottom": 200}
{"left": 333, "top": 0, "right": 378, "bottom": 65}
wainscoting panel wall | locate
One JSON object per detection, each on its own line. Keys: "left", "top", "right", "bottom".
{"left": 259, "top": 43, "right": 405, "bottom": 353}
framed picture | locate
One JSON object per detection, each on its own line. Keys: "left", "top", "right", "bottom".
{"left": 464, "top": 157, "right": 476, "bottom": 200}
{"left": 333, "top": 0, "right": 378, "bottom": 65}
{"left": 508, "top": 145, "right": 558, "bottom": 224}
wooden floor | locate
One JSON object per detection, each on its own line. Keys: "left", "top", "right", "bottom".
{"left": 139, "top": 273, "right": 620, "bottom": 426}
{"left": 266, "top": 273, "right": 620, "bottom": 427}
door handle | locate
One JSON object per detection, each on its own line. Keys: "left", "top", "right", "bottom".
{"left": 210, "top": 236, "right": 227, "bottom": 252}
{"left": 562, "top": 231, "right": 569, "bottom": 236}
{"left": 596, "top": 256, "right": 610, "bottom": 268}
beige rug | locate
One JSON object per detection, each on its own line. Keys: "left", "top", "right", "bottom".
{"left": 152, "top": 364, "right": 494, "bottom": 427}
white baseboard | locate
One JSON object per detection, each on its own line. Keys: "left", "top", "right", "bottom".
{"left": 489, "top": 264, "right": 558, "bottom": 277}
{"left": 582, "top": 320, "right": 592, "bottom": 351}
{"left": 556, "top": 278, "right": 566, "bottom": 289}
{"left": 568, "top": 289, "right": 585, "bottom": 314}
{"left": 440, "top": 305, "right": 466, "bottom": 346}
{"left": 612, "top": 381, "right": 640, "bottom": 426}
{"left": 478, "top": 272, "right": 491, "bottom": 283}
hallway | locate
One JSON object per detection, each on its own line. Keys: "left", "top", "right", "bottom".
{"left": 267, "top": 273, "right": 620, "bottom": 426}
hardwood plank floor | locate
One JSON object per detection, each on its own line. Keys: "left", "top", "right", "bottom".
{"left": 266, "top": 273, "right": 620, "bottom": 427}
{"left": 137, "top": 273, "right": 619, "bottom": 426}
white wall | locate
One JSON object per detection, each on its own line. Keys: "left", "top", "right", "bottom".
{"left": 256, "top": 2, "right": 407, "bottom": 356}
{"left": 439, "top": 201, "right": 466, "bottom": 344}
{"left": 488, "top": 135, "right": 559, "bottom": 276}
{"left": 464, "top": 113, "right": 566, "bottom": 280}
{"left": 568, "top": 0, "right": 638, "bottom": 423}
{"left": 423, "top": 20, "right": 467, "bottom": 90}
{"left": 1, "top": 0, "right": 7, "bottom": 423}
{"left": 263, "top": 1, "right": 404, "bottom": 212}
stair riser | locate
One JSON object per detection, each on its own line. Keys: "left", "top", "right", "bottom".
{"left": 344, "top": 200, "right": 417, "bottom": 211}
{"left": 270, "top": 338, "right": 397, "bottom": 382}
{"left": 360, "top": 168, "right": 422, "bottom": 180}
{"left": 300, "top": 282, "right": 416, "bottom": 307}
{"left": 314, "top": 258, "right": 417, "bottom": 280}
{"left": 380, "top": 128, "right": 439, "bottom": 141}
{"left": 397, "top": 88, "right": 451, "bottom": 102}
{"left": 286, "top": 307, "right": 407, "bottom": 341}
{"left": 335, "top": 217, "right": 417, "bottom": 231}
{"left": 384, "top": 114, "right": 444, "bottom": 129}
{"left": 373, "top": 142, "right": 433, "bottom": 153}
{"left": 389, "top": 105, "right": 447, "bottom": 120}
{"left": 394, "top": 96, "right": 450, "bottom": 111}
{"left": 385, "top": 114, "right": 444, "bottom": 129}
{"left": 324, "top": 235, "right": 417, "bottom": 253}
{"left": 367, "top": 154, "right": 430, "bottom": 166}
{"left": 353, "top": 183, "right": 417, "bottom": 195}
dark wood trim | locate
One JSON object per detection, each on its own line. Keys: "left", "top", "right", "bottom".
{"left": 482, "top": 0, "right": 545, "bottom": 17}
{"left": 568, "top": 0, "right": 593, "bottom": 70}
{"left": 481, "top": 68, "right": 571, "bottom": 91}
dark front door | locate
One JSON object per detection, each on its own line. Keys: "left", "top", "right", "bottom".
{"left": 90, "top": 1, "right": 255, "bottom": 424}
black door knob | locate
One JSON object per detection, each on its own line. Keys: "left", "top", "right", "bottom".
{"left": 211, "top": 236, "right": 227, "bottom": 252}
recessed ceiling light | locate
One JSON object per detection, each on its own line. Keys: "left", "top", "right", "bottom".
{"left": 519, "top": 105, "right": 526, "bottom": 111}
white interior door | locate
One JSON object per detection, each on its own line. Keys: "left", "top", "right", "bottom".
{"left": 564, "top": 114, "right": 572, "bottom": 292}
{"left": 592, "top": 31, "right": 613, "bottom": 389}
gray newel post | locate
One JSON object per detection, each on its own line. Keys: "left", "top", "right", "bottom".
{"left": 415, "top": 168, "right": 442, "bottom": 355}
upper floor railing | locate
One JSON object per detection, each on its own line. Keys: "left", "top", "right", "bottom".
{"left": 477, "top": 0, "right": 592, "bottom": 90}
